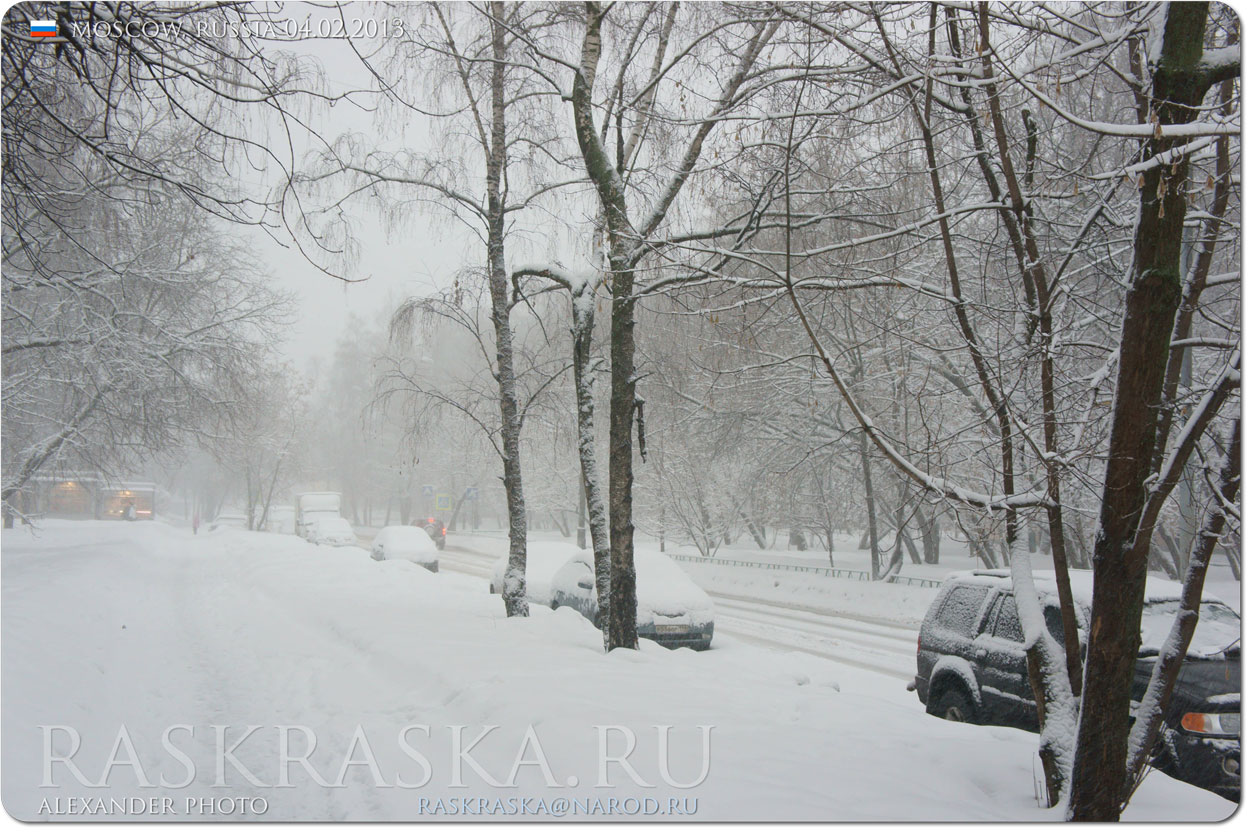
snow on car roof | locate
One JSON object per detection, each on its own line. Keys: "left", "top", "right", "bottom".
{"left": 942, "top": 569, "right": 1214, "bottom": 608}
{"left": 943, "top": 568, "right": 1239, "bottom": 655}
{"left": 633, "top": 551, "right": 712, "bottom": 614}
{"left": 558, "top": 549, "right": 711, "bottom": 615}
{"left": 375, "top": 525, "right": 437, "bottom": 553}
{"left": 495, "top": 543, "right": 587, "bottom": 577}
{"left": 493, "top": 543, "right": 587, "bottom": 604}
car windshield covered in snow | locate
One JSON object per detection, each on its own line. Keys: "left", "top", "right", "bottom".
{"left": 1140, "top": 600, "right": 1241, "bottom": 657}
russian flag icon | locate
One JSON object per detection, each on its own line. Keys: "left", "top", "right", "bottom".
{"left": 30, "top": 19, "right": 58, "bottom": 37}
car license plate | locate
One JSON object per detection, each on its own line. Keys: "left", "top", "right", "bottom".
{"left": 654, "top": 624, "right": 689, "bottom": 634}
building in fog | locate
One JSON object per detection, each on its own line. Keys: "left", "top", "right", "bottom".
{"left": 15, "top": 474, "right": 156, "bottom": 521}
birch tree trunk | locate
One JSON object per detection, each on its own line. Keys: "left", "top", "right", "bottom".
{"left": 569, "top": 3, "right": 641, "bottom": 650}
{"left": 485, "top": 1, "right": 528, "bottom": 617}
{"left": 566, "top": 2, "right": 774, "bottom": 649}
{"left": 605, "top": 251, "right": 640, "bottom": 649}
{"left": 571, "top": 280, "right": 612, "bottom": 651}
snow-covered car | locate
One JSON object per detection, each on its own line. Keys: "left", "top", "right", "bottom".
{"left": 489, "top": 543, "right": 586, "bottom": 605}
{"left": 549, "top": 550, "right": 714, "bottom": 650}
{"left": 914, "top": 570, "right": 1240, "bottom": 801}
{"left": 372, "top": 525, "right": 439, "bottom": 572}
{"left": 306, "top": 516, "right": 358, "bottom": 547}
{"left": 208, "top": 512, "right": 248, "bottom": 531}
{"left": 294, "top": 492, "right": 341, "bottom": 539}
{"left": 265, "top": 505, "right": 296, "bottom": 535}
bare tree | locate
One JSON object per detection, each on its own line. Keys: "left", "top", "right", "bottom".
{"left": 562, "top": 1, "right": 779, "bottom": 649}
{"left": 314, "top": 1, "right": 583, "bottom": 616}
{"left": 2, "top": 1, "right": 341, "bottom": 516}
{"left": 2, "top": 201, "right": 288, "bottom": 520}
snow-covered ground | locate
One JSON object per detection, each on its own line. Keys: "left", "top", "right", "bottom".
{"left": 1, "top": 521, "right": 1234, "bottom": 821}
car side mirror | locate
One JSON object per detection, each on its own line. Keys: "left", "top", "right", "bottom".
{"left": 576, "top": 577, "right": 593, "bottom": 591}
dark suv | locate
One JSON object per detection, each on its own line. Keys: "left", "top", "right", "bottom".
{"left": 913, "top": 570, "right": 1241, "bottom": 802}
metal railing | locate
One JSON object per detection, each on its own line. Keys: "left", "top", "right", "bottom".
{"left": 665, "top": 552, "right": 944, "bottom": 588}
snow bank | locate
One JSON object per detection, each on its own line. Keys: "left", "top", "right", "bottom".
{"left": 679, "top": 559, "right": 938, "bottom": 627}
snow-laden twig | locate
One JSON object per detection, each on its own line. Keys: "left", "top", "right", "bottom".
{"left": 997, "top": 59, "right": 1239, "bottom": 138}
{"left": 783, "top": 285, "right": 1051, "bottom": 512}
{"left": 1138, "top": 348, "right": 1240, "bottom": 543}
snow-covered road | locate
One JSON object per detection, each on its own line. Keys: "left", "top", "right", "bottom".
{"left": 713, "top": 598, "right": 917, "bottom": 681}
{"left": 439, "top": 545, "right": 918, "bottom": 681}
{"left": 2, "top": 522, "right": 1232, "bottom": 821}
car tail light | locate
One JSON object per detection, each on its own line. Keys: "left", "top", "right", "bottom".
{"left": 441, "top": 527, "right": 446, "bottom": 535}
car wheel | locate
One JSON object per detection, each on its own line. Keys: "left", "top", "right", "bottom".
{"left": 934, "top": 688, "right": 976, "bottom": 723}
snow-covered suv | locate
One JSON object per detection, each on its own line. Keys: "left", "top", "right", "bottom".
{"left": 913, "top": 570, "right": 1240, "bottom": 802}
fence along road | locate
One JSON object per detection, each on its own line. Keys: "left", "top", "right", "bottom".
{"left": 663, "top": 551, "right": 943, "bottom": 588}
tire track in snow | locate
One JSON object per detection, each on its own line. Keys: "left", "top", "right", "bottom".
{"left": 715, "top": 629, "right": 915, "bottom": 682}
{"left": 714, "top": 597, "right": 918, "bottom": 647}
{"left": 704, "top": 589, "right": 920, "bottom": 632}
{"left": 437, "top": 550, "right": 492, "bottom": 579}
{"left": 442, "top": 545, "right": 498, "bottom": 566}
{"left": 714, "top": 606, "right": 916, "bottom": 680}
